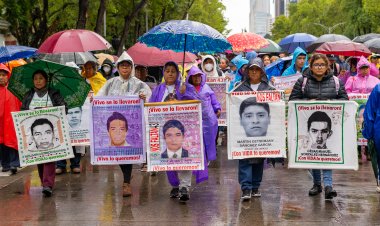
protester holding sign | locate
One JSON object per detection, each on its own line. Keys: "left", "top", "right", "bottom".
{"left": 96, "top": 52, "right": 151, "bottom": 197}
{"left": 233, "top": 62, "right": 276, "bottom": 200}
{"left": 0, "top": 64, "right": 21, "bottom": 174}
{"left": 289, "top": 53, "right": 348, "bottom": 200}
{"left": 20, "top": 69, "right": 67, "bottom": 197}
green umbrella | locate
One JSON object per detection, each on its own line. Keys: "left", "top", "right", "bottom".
{"left": 257, "top": 39, "right": 282, "bottom": 53}
{"left": 8, "top": 59, "right": 91, "bottom": 109}
{"left": 368, "top": 139, "right": 379, "bottom": 186}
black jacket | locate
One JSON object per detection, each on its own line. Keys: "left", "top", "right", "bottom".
{"left": 289, "top": 71, "right": 348, "bottom": 100}
{"left": 21, "top": 88, "right": 68, "bottom": 112}
{"left": 235, "top": 79, "right": 275, "bottom": 92}
{"left": 161, "top": 148, "right": 189, "bottom": 159}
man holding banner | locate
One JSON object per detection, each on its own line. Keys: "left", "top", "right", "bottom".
{"left": 289, "top": 53, "right": 349, "bottom": 200}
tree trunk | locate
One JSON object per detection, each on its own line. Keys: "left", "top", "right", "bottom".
{"left": 117, "top": 0, "right": 148, "bottom": 55}
{"left": 77, "top": 0, "right": 89, "bottom": 29}
{"left": 31, "top": 0, "right": 48, "bottom": 47}
{"left": 94, "top": 0, "right": 106, "bottom": 34}
{"left": 182, "top": 0, "right": 196, "bottom": 20}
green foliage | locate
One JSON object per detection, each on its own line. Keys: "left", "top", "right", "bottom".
{"left": 271, "top": 0, "right": 380, "bottom": 41}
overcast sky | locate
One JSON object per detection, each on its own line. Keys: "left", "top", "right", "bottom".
{"left": 222, "top": 0, "right": 274, "bottom": 36}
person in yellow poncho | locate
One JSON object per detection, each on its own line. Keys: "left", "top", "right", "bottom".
{"left": 82, "top": 61, "right": 107, "bottom": 95}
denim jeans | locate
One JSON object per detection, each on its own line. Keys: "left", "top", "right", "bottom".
{"left": 56, "top": 146, "right": 81, "bottom": 169}
{"left": 238, "top": 159, "right": 264, "bottom": 190}
{"left": 0, "top": 144, "right": 20, "bottom": 168}
{"left": 311, "top": 169, "right": 332, "bottom": 187}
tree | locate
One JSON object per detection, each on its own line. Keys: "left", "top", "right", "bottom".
{"left": 76, "top": 0, "right": 89, "bottom": 29}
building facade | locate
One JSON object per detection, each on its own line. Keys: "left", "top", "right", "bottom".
{"left": 249, "top": 0, "right": 272, "bottom": 36}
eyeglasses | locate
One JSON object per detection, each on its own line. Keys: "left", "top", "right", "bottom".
{"left": 312, "top": 64, "right": 327, "bottom": 69}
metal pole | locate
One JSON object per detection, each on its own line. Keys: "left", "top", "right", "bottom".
{"left": 145, "top": 9, "right": 148, "bottom": 32}
{"left": 103, "top": 11, "right": 106, "bottom": 37}
{"left": 181, "top": 34, "right": 187, "bottom": 84}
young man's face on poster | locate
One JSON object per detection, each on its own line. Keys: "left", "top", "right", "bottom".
{"left": 67, "top": 107, "right": 82, "bottom": 128}
{"left": 108, "top": 119, "right": 127, "bottom": 146}
{"left": 164, "top": 127, "right": 184, "bottom": 151}
{"left": 240, "top": 105, "right": 270, "bottom": 137}
{"left": 308, "top": 121, "right": 332, "bottom": 149}
{"left": 32, "top": 124, "right": 55, "bottom": 150}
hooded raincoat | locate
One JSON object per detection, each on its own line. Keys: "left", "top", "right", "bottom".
{"left": 369, "top": 55, "right": 380, "bottom": 77}
{"left": 282, "top": 47, "right": 308, "bottom": 76}
{"left": 0, "top": 64, "right": 21, "bottom": 150}
{"left": 201, "top": 55, "right": 222, "bottom": 77}
{"left": 363, "top": 84, "right": 380, "bottom": 155}
{"left": 97, "top": 52, "right": 152, "bottom": 100}
{"left": 82, "top": 71, "right": 107, "bottom": 95}
{"left": 228, "top": 55, "right": 249, "bottom": 91}
{"left": 345, "top": 56, "right": 380, "bottom": 94}
{"left": 179, "top": 66, "right": 221, "bottom": 162}
{"left": 99, "top": 58, "right": 115, "bottom": 80}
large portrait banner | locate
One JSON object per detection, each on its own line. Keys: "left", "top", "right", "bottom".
{"left": 288, "top": 101, "right": 358, "bottom": 170}
{"left": 145, "top": 100, "right": 204, "bottom": 172}
{"left": 90, "top": 96, "right": 145, "bottom": 165}
{"left": 68, "top": 92, "right": 92, "bottom": 145}
{"left": 227, "top": 91, "right": 286, "bottom": 160}
{"left": 207, "top": 77, "right": 227, "bottom": 126}
{"left": 348, "top": 93, "right": 369, "bottom": 145}
{"left": 12, "top": 106, "right": 74, "bottom": 166}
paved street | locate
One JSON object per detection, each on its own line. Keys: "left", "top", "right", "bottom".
{"left": 0, "top": 147, "right": 379, "bottom": 226}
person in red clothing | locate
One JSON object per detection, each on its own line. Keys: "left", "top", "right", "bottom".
{"left": 0, "top": 63, "right": 21, "bottom": 174}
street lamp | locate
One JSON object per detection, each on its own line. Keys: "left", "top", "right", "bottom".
{"left": 313, "top": 22, "right": 345, "bottom": 34}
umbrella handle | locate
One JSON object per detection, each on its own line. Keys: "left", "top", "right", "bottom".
{"left": 181, "top": 34, "right": 188, "bottom": 86}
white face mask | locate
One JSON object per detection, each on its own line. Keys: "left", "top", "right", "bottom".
{"left": 204, "top": 63, "right": 214, "bottom": 72}
{"left": 103, "top": 66, "right": 111, "bottom": 73}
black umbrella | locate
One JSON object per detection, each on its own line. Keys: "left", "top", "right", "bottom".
{"left": 353, "top": 33, "right": 380, "bottom": 43}
{"left": 364, "top": 38, "right": 380, "bottom": 54}
{"left": 306, "top": 34, "right": 350, "bottom": 52}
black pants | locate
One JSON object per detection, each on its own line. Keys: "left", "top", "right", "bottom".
{"left": 119, "top": 164, "right": 132, "bottom": 183}
{"left": 0, "top": 144, "right": 20, "bottom": 169}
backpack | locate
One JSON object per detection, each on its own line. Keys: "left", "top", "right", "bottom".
{"left": 301, "top": 76, "right": 340, "bottom": 95}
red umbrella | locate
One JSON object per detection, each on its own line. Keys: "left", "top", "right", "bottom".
{"left": 315, "top": 40, "right": 372, "bottom": 57}
{"left": 38, "top": 29, "right": 112, "bottom": 53}
{"left": 227, "top": 32, "right": 269, "bottom": 52}
{"left": 126, "top": 42, "right": 197, "bottom": 66}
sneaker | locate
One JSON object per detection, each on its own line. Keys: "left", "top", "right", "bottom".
{"left": 42, "top": 187, "right": 53, "bottom": 197}
{"left": 324, "top": 186, "right": 337, "bottom": 200}
{"left": 1, "top": 167, "right": 10, "bottom": 172}
{"left": 122, "top": 183, "right": 132, "bottom": 197}
{"left": 252, "top": 189, "right": 261, "bottom": 197}
{"left": 376, "top": 186, "right": 380, "bottom": 193}
{"left": 241, "top": 190, "right": 251, "bottom": 200}
{"left": 71, "top": 167, "right": 81, "bottom": 174}
{"left": 179, "top": 187, "right": 190, "bottom": 202}
{"left": 10, "top": 166, "right": 17, "bottom": 174}
{"left": 55, "top": 168, "right": 66, "bottom": 175}
{"left": 309, "top": 184, "right": 322, "bottom": 196}
{"left": 169, "top": 187, "right": 179, "bottom": 198}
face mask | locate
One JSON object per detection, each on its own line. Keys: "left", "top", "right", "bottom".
{"left": 103, "top": 66, "right": 111, "bottom": 73}
{"left": 204, "top": 63, "right": 214, "bottom": 72}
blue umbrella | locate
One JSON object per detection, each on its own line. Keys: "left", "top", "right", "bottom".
{"left": 0, "top": 45, "right": 37, "bottom": 63}
{"left": 265, "top": 56, "right": 293, "bottom": 79}
{"left": 279, "top": 33, "right": 317, "bottom": 53}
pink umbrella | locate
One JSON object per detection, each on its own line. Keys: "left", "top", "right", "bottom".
{"left": 227, "top": 32, "right": 269, "bottom": 52}
{"left": 126, "top": 42, "right": 197, "bottom": 66}
{"left": 315, "top": 40, "right": 372, "bottom": 57}
{"left": 38, "top": 29, "right": 112, "bottom": 53}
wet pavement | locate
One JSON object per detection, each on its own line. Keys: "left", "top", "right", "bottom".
{"left": 0, "top": 146, "right": 379, "bottom": 226}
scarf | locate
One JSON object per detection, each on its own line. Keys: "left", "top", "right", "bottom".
{"left": 34, "top": 86, "right": 48, "bottom": 98}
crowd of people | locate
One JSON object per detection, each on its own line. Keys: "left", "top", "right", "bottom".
{"left": 1, "top": 47, "right": 380, "bottom": 203}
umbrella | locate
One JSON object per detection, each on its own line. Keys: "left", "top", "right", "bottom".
{"left": 265, "top": 56, "right": 293, "bottom": 78}
{"left": 38, "top": 52, "right": 97, "bottom": 65}
{"left": 257, "top": 39, "right": 282, "bottom": 53}
{"left": 353, "top": 33, "right": 380, "bottom": 43}
{"left": 368, "top": 139, "right": 379, "bottom": 186}
{"left": 227, "top": 32, "right": 269, "bottom": 52}
{"left": 306, "top": 34, "right": 351, "bottom": 53}
{"left": 94, "top": 53, "right": 115, "bottom": 65}
{"left": 138, "top": 19, "right": 231, "bottom": 77}
{"left": 8, "top": 60, "right": 91, "bottom": 109}
{"left": 126, "top": 42, "right": 197, "bottom": 67}
{"left": 315, "top": 40, "right": 372, "bottom": 57}
{"left": 364, "top": 38, "right": 380, "bottom": 54}
{"left": 279, "top": 33, "right": 317, "bottom": 53}
{"left": 38, "top": 29, "right": 112, "bottom": 53}
{"left": 0, "top": 45, "right": 37, "bottom": 63}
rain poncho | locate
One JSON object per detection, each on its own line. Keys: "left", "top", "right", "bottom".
{"left": 363, "top": 84, "right": 380, "bottom": 154}
{"left": 97, "top": 52, "right": 152, "bottom": 100}
{"left": 82, "top": 71, "right": 106, "bottom": 95}
{"left": 369, "top": 55, "right": 380, "bottom": 77}
{"left": 0, "top": 64, "right": 21, "bottom": 150}
{"left": 150, "top": 62, "right": 209, "bottom": 185}
{"left": 228, "top": 55, "right": 249, "bottom": 91}
{"left": 345, "top": 56, "right": 380, "bottom": 94}
{"left": 179, "top": 66, "right": 221, "bottom": 162}
{"left": 201, "top": 55, "right": 221, "bottom": 77}
{"left": 282, "top": 47, "right": 308, "bottom": 76}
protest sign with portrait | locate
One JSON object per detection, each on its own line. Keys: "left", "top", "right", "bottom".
{"left": 227, "top": 91, "right": 286, "bottom": 159}
{"left": 206, "top": 77, "right": 227, "bottom": 126}
{"left": 68, "top": 92, "right": 92, "bottom": 145}
{"left": 288, "top": 101, "right": 358, "bottom": 170}
{"left": 12, "top": 106, "right": 74, "bottom": 166}
{"left": 90, "top": 96, "right": 145, "bottom": 165}
{"left": 145, "top": 100, "right": 204, "bottom": 172}
{"left": 348, "top": 93, "right": 369, "bottom": 145}
{"left": 272, "top": 74, "right": 302, "bottom": 94}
